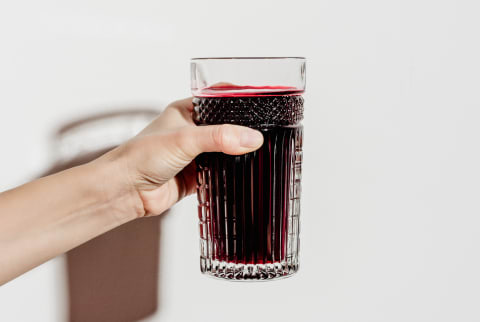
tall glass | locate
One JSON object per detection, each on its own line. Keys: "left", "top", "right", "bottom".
{"left": 191, "top": 57, "right": 305, "bottom": 280}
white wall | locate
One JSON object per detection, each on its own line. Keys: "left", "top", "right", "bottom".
{"left": 1, "top": 0, "right": 480, "bottom": 321}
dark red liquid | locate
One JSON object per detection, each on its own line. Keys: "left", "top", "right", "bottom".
{"left": 194, "top": 90, "right": 303, "bottom": 270}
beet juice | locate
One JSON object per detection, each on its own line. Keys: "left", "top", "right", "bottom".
{"left": 191, "top": 57, "right": 305, "bottom": 280}
{"left": 193, "top": 86, "right": 303, "bottom": 280}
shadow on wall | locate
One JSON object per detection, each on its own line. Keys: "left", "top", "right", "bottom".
{"left": 41, "top": 108, "right": 163, "bottom": 322}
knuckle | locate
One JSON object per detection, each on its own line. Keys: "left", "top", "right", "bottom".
{"left": 175, "top": 128, "right": 189, "bottom": 146}
{"left": 212, "top": 124, "right": 230, "bottom": 149}
{"left": 175, "top": 129, "right": 194, "bottom": 158}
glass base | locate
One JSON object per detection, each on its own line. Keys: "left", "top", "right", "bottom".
{"left": 200, "top": 259, "right": 299, "bottom": 281}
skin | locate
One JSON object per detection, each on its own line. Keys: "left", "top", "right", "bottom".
{"left": 0, "top": 98, "right": 264, "bottom": 285}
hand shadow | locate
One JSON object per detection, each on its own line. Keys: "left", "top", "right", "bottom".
{"left": 40, "top": 109, "right": 163, "bottom": 322}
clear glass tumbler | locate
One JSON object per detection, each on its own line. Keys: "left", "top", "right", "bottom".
{"left": 191, "top": 57, "right": 306, "bottom": 280}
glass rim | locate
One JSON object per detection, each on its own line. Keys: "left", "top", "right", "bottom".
{"left": 191, "top": 56, "right": 306, "bottom": 61}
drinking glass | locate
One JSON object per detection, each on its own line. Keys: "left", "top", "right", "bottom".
{"left": 191, "top": 57, "right": 306, "bottom": 280}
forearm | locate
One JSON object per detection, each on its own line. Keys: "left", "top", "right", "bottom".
{"left": 0, "top": 157, "right": 143, "bottom": 285}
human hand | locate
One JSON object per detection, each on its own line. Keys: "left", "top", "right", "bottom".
{"left": 100, "top": 97, "right": 264, "bottom": 217}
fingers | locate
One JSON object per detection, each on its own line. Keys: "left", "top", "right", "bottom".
{"left": 164, "top": 97, "right": 195, "bottom": 126}
{"left": 168, "top": 97, "right": 195, "bottom": 112}
{"left": 139, "top": 97, "right": 193, "bottom": 135}
{"left": 174, "top": 124, "right": 264, "bottom": 159}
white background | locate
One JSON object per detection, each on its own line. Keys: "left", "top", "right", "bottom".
{"left": 1, "top": 0, "right": 480, "bottom": 321}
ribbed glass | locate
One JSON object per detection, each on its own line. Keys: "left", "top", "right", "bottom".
{"left": 194, "top": 97, "right": 303, "bottom": 280}
{"left": 191, "top": 57, "right": 305, "bottom": 281}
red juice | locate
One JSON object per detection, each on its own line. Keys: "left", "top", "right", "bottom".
{"left": 194, "top": 87, "right": 303, "bottom": 280}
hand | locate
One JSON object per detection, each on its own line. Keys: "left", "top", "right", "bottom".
{"left": 101, "top": 97, "right": 264, "bottom": 217}
{"left": 0, "top": 97, "right": 264, "bottom": 284}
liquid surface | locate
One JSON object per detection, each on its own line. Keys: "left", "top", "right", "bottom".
{"left": 193, "top": 85, "right": 304, "bottom": 97}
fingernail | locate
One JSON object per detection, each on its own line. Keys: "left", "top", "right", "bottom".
{"left": 240, "top": 129, "right": 263, "bottom": 148}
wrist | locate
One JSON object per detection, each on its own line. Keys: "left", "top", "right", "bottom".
{"left": 86, "top": 150, "right": 146, "bottom": 221}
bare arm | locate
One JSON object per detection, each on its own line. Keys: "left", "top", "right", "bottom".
{"left": 0, "top": 98, "right": 263, "bottom": 285}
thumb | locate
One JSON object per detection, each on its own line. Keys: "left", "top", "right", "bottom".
{"left": 175, "top": 124, "right": 264, "bottom": 159}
